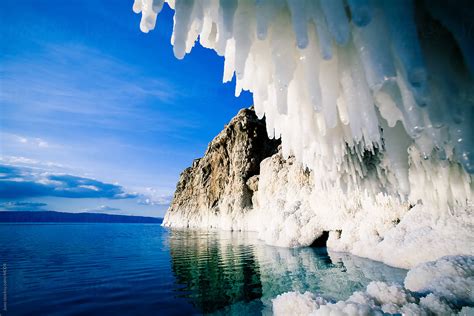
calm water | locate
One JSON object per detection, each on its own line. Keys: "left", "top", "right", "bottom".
{"left": 0, "top": 223, "right": 407, "bottom": 315}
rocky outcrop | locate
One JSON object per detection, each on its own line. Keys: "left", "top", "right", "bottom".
{"left": 163, "top": 107, "right": 280, "bottom": 229}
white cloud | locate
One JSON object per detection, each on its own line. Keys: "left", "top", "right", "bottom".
{"left": 81, "top": 205, "right": 122, "bottom": 214}
{"left": 135, "top": 187, "right": 173, "bottom": 206}
{"left": 78, "top": 185, "right": 100, "bottom": 191}
{"left": 1, "top": 133, "right": 53, "bottom": 149}
{"left": 0, "top": 155, "right": 67, "bottom": 171}
{"left": 37, "top": 139, "right": 49, "bottom": 148}
{"left": 1, "top": 43, "right": 180, "bottom": 128}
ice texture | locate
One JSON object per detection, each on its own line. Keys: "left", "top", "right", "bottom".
{"left": 272, "top": 255, "right": 474, "bottom": 315}
{"left": 250, "top": 152, "right": 473, "bottom": 268}
{"left": 405, "top": 255, "right": 474, "bottom": 306}
{"left": 133, "top": 0, "right": 474, "bottom": 186}
{"left": 137, "top": 0, "right": 474, "bottom": 266}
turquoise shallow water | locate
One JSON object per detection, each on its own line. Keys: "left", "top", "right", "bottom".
{"left": 0, "top": 223, "right": 407, "bottom": 315}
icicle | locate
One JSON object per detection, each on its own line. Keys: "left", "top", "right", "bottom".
{"left": 382, "top": 0, "right": 427, "bottom": 103}
{"left": 172, "top": 0, "right": 195, "bottom": 59}
{"left": 352, "top": 8, "right": 396, "bottom": 92}
{"left": 233, "top": 0, "right": 254, "bottom": 80}
{"left": 307, "top": 0, "right": 333, "bottom": 60}
{"left": 299, "top": 27, "right": 322, "bottom": 112}
{"left": 347, "top": 0, "right": 372, "bottom": 27}
{"left": 320, "top": 0, "right": 350, "bottom": 46}
{"left": 319, "top": 49, "right": 339, "bottom": 129}
{"left": 287, "top": 0, "right": 309, "bottom": 49}
{"left": 270, "top": 11, "right": 296, "bottom": 115}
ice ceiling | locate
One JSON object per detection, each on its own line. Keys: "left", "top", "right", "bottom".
{"left": 133, "top": 0, "right": 473, "bottom": 209}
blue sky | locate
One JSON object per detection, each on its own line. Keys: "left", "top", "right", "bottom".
{"left": 0, "top": 0, "right": 253, "bottom": 217}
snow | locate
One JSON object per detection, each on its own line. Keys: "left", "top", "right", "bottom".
{"left": 405, "top": 255, "right": 474, "bottom": 306}
{"left": 272, "top": 255, "right": 474, "bottom": 316}
{"left": 272, "top": 292, "right": 327, "bottom": 316}
{"left": 139, "top": 0, "right": 473, "bottom": 272}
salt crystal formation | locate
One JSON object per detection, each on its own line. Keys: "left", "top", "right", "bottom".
{"left": 136, "top": 0, "right": 473, "bottom": 267}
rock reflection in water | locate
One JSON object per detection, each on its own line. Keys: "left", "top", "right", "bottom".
{"left": 169, "top": 229, "right": 263, "bottom": 314}
{"left": 168, "top": 230, "right": 407, "bottom": 315}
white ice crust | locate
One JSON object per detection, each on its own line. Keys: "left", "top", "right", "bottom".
{"left": 135, "top": 0, "right": 474, "bottom": 269}
{"left": 247, "top": 153, "right": 474, "bottom": 269}
{"left": 272, "top": 255, "right": 474, "bottom": 316}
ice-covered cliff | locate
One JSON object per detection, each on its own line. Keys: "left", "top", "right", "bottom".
{"left": 136, "top": 0, "right": 473, "bottom": 268}
{"left": 164, "top": 107, "right": 473, "bottom": 268}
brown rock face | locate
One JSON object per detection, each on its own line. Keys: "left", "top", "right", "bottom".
{"left": 163, "top": 107, "right": 280, "bottom": 228}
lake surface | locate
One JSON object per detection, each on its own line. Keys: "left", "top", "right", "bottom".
{"left": 0, "top": 223, "right": 407, "bottom": 315}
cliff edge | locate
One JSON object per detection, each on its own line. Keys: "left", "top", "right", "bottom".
{"left": 163, "top": 107, "right": 280, "bottom": 230}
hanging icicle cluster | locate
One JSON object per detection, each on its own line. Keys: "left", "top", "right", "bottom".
{"left": 133, "top": 0, "right": 473, "bottom": 208}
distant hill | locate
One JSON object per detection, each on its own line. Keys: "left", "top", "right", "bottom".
{"left": 0, "top": 211, "right": 162, "bottom": 223}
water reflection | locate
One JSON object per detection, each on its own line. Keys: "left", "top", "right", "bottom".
{"left": 169, "top": 230, "right": 263, "bottom": 314}
{"left": 168, "top": 229, "right": 407, "bottom": 315}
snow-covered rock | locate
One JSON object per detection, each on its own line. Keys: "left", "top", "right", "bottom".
{"left": 272, "top": 255, "right": 474, "bottom": 316}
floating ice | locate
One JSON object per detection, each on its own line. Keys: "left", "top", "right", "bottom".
{"left": 272, "top": 255, "right": 474, "bottom": 315}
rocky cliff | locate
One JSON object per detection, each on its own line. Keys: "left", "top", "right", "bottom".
{"left": 163, "top": 107, "right": 280, "bottom": 230}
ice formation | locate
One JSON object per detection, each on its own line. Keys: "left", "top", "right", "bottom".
{"left": 133, "top": 0, "right": 473, "bottom": 184}
{"left": 272, "top": 255, "right": 474, "bottom": 315}
{"left": 246, "top": 152, "right": 474, "bottom": 268}
{"left": 136, "top": 1, "right": 473, "bottom": 266}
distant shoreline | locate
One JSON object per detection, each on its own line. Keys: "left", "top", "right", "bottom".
{"left": 0, "top": 211, "right": 162, "bottom": 223}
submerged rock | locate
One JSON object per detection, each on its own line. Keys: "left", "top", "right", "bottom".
{"left": 163, "top": 107, "right": 280, "bottom": 230}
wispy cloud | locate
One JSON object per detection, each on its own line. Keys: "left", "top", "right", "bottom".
{"left": 0, "top": 43, "right": 191, "bottom": 132}
{"left": 81, "top": 205, "right": 122, "bottom": 214}
{"left": 1, "top": 133, "right": 53, "bottom": 149}
{"left": 4, "top": 42, "right": 178, "bottom": 102}
{"left": 0, "top": 155, "right": 70, "bottom": 172}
